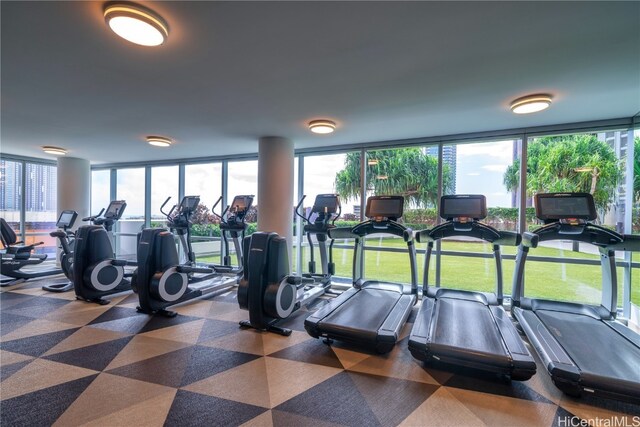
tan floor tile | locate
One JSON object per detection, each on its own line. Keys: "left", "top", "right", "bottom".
{"left": 43, "top": 327, "right": 131, "bottom": 356}
{"left": 0, "top": 359, "right": 98, "bottom": 400}
{"left": 183, "top": 358, "right": 271, "bottom": 408}
{"left": 53, "top": 373, "right": 175, "bottom": 426}
{"left": 270, "top": 410, "right": 346, "bottom": 427}
{"left": 240, "top": 410, "right": 274, "bottom": 427}
{"left": 105, "top": 335, "right": 192, "bottom": 370}
{"left": 264, "top": 356, "right": 342, "bottom": 407}
{"left": 447, "top": 386, "right": 558, "bottom": 427}
{"left": 139, "top": 319, "right": 206, "bottom": 344}
{"left": 331, "top": 347, "right": 372, "bottom": 369}
{"left": 399, "top": 387, "right": 485, "bottom": 427}
{"left": 44, "top": 304, "right": 113, "bottom": 326}
{"left": 38, "top": 290, "right": 78, "bottom": 301}
{"left": 558, "top": 395, "right": 636, "bottom": 421}
{"left": 209, "top": 306, "right": 248, "bottom": 323}
{"left": 0, "top": 319, "right": 78, "bottom": 342}
{"left": 262, "top": 330, "right": 312, "bottom": 355}
{"left": 201, "top": 330, "right": 265, "bottom": 355}
{"left": 81, "top": 389, "right": 177, "bottom": 427}
{"left": 0, "top": 350, "right": 34, "bottom": 366}
{"left": 348, "top": 345, "right": 440, "bottom": 385}
{"left": 523, "top": 369, "right": 564, "bottom": 405}
{"left": 172, "top": 300, "right": 214, "bottom": 317}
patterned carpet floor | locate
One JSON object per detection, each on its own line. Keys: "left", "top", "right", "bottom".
{"left": 1, "top": 277, "right": 639, "bottom": 426}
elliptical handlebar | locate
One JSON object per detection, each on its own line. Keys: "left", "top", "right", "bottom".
{"left": 160, "top": 196, "right": 173, "bottom": 218}
{"left": 82, "top": 208, "right": 105, "bottom": 223}
{"left": 295, "top": 195, "right": 308, "bottom": 223}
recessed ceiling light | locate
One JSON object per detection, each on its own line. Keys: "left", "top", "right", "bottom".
{"left": 510, "top": 94, "right": 552, "bottom": 114}
{"left": 308, "top": 120, "right": 336, "bottom": 134}
{"left": 42, "top": 146, "right": 67, "bottom": 156}
{"left": 104, "top": 3, "right": 169, "bottom": 47}
{"left": 146, "top": 136, "right": 172, "bottom": 147}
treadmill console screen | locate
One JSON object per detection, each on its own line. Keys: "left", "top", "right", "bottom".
{"left": 535, "top": 193, "right": 596, "bottom": 221}
{"left": 179, "top": 196, "right": 201, "bottom": 213}
{"left": 104, "top": 200, "right": 127, "bottom": 220}
{"left": 311, "top": 194, "right": 339, "bottom": 214}
{"left": 56, "top": 210, "right": 77, "bottom": 228}
{"left": 230, "top": 195, "right": 253, "bottom": 212}
{"left": 366, "top": 196, "right": 404, "bottom": 219}
{"left": 440, "top": 195, "right": 487, "bottom": 220}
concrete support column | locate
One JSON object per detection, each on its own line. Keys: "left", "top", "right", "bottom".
{"left": 57, "top": 157, "right": 91, "bottom": 230}
{"left": 257, "top": 136, "right": 294, "bottom": 251}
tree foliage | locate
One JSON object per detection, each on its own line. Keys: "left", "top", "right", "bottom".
{"left": 503, "top": 134, "right": 621, "bottom": 212}
{"left": 334, "top": 148, "right": 452, "bottom": 208}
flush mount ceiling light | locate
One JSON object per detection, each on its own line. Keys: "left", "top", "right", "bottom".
{"left": 42, "top": 146, "right": 67, "bottom": 156}
{"left": 308, "top": 120, "right": 336, "bottom": 134}
{"left": 146, "top": 136, "right": 172, "bottom": 147}
{"left": 510, "top": 94, "right": 552, "bottom": 114}
{"left": 104, "top": 2, "right": 169, "bottom": 46}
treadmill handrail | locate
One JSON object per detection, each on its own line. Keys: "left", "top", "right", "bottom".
{"left": 352, "top": 220, "right": 414, "bottom": 242}
{"left": 328, "top": 226, "right": 357, "bottom": 240}
{"left": 526, "top": 222, "right": 623, "bottom": 247}
{"left": 607, "top": 234, "right": 640, "bottom": 252}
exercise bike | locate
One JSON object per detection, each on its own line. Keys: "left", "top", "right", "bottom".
{"left": 42, "top": 210, "right": 79, "bottom": 292}
{"left": 73, "top": 200, "right": 135, "bottom": 305}
{"left": 237, "top": 194, "right": 341, "bottom": 336}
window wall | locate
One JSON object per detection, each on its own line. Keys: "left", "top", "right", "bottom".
{"left": 0, "top": 159, "right": 23, "bottom": 234}
{"left": 115, "top": 167, "right": 145, "bottom": 258}
{"left": 631, "top": 126, "right": 640, "bottom": 321}
{"left": 150, "top": 165, "right": 179, "bottom": 223}
{"left": 91, "top": 170, "right": 111, "bottom": 215}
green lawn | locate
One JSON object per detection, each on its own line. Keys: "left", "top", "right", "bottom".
{"left": 199, "top": 238, "right": 640, "bottom": 307}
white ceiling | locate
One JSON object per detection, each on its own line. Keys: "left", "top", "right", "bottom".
{"left": 1, "top": 1, "right": 639, "bottom": 164}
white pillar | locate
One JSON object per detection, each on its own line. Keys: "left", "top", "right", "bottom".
{"left": 257, "top": 136, "right": 294, "bottom": 251}
{"left": 57, "top": 157, "right": 91, "bottom": 230}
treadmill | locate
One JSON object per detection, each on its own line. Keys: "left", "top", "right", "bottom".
{"left": 408, "top": 195, "right": 536, "bottom": 381}
{"left": 512, "top": 192, "right": 640, "bottom": 403}
{"left": 304, "top": 195, "right": 418, "bottom": 354}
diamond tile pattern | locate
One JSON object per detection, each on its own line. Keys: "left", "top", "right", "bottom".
{"left": 1, "top": 282, "right": 639, "bottom": 426}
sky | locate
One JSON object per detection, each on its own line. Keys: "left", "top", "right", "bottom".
{"left": 91, "top": 140, "right": 520, "bottom": 218}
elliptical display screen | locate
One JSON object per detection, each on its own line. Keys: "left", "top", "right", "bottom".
{"left": 56, "top": 210, "right": 77, "bottom": 228}
{"left": 180, "top": 196, "right": 200, "bottom": 212}
{"left": 105, "top": 200, "right": 127, "bottom": 220}
{"left": 440, "top": 195, "right": 487, "bottom": 220}
{"left": 535, "top": 193, "right": 596, "bottom": 221}
{"left": 231, "top": 195, "right": 253, "bottom": 213}
{"left": 311, "top": 194, "right": 339, "bottom": 214}
{"left": 366, "top": 196, "right": 404, "bottom": 219}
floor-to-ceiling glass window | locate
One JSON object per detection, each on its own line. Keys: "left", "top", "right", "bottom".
{"left": 24, "top": 162, "right": 57, "bottom": 255}
{"left": 630, "top": 126, "right": 640, "bottom": 326}
{"left": 184, "top": 163, "right": 223, "bottom": 264}
{"left": 91, "top": 169, "right": 111, "bottom": 215}
{"left": 438, "top": 139, "right": 522, "bottom": 293}
{"left": 0, "top": 159, "right": 23, "bottom": 238}
{"left": 227, "top": 160, "right": 258, "bottom": 266}
{"left": 299, "top": 152, "right": 358, "bottom": 283}
{"left": 114, "top": 167, "right": 145, "bottom": 258}
{"left": 150, "top": 165, "right": 179, "bottom": 225}
{"left": 522, "top": 131, "right": 629, "bottom": 307}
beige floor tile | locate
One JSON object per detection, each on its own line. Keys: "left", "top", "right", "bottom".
{"left": 0, "top": 319, "right": 78, "bottom": 342}
{"left": 200, "top": 330, "right": 265, "bottom": 355}
{"left": 264, "top": 356, "right": 342, "bottom": 407}
{"left": 183, "top": 358, "right": 271, "bottom": 408}
{"left": 80, "top": 389, "right": 177, "bottom": 427}
{"left": 239, "top": 410, "right": 274, "bottom": 427}
{"left": 209, "top": 306, "right": 248, "bottom": 323}
{"left": 172, "top": 300, "right": 214, "bottom": 317}
{"left": 0, "top": 359, "right": 98, "bottom": 400}
{"left": 270, "top": 410, "right": 346, "bottom": 427}
{"left": 447, "top": 386, "right": 558, "bottom": 427}
{"left": 399, "top": 387, "right": 485, "bottom": 427}
{"left": 347, "top": 345, "right": 440, "bottom": 385}
{"left": 0, "top": 350, "right": 34, "bottom": 366}
{"left": 38, "top": 290, "right": 78, "bottom": 301}
{"left": 139, "top": 319, "right": 206, "bottom": 344}
{"left": 105, "top": 335, "right": 192, "bottom": 370}
{"left": 53, "top": 373, "right": 175, "bottom": 426}
{"left": 262, "top": 330, "right": 312, "bottom": 355}
{"left": 331, "top": 347, "right": 372, "bottom": 369}
{"left": 522, "top": 369, "right": 564, "bottom": 405}
{"left": 558, "top": 395, "right": 636, "bottom": 422}
{"left": 44, "top": 304, "right": 113, "bottom": 326}
{"left": 43, "top": 327, "right": 131, "bottom": 356}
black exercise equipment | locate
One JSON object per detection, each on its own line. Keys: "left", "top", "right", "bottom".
{"left": 73, "top": 200, "right": 133, "bottom": 305}
{"left": 134, "top": 227, "right": 236, "bottom": 317}
{"left": 210, "top": 195, "right": 254, "bottom": 275}
{"left": 1, "top": 218, "right": 62, "bottom": 286}
{"left": 42, "top": 210, "right": 79, "bottom": 292}
{"left": 512, "top": 192, "right": 640, "bottom": 403}
{"left": 408, "top": 194, "right": 536, "bottom": 381}
{"left": 304, "top": 195, "right": 418, "bottom": 354}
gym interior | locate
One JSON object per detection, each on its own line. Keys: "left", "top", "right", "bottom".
{"left": 1, "top": 2, "right": 639, "bottom": 426}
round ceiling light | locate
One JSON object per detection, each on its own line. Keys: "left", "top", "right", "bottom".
{"left": 510, "top": 94, "right": 552, "bottom": 114}
{"left": 104, "top": 3, "right": 169, "bottom": 46}
{"left": 42, "top": 146, "right": 67, "bottom": 156}
{"left": 308, "top": 120, "right": 336, "bottom": 134}
{"left": 146, "top": 136, "right": 172, "bottom": 147}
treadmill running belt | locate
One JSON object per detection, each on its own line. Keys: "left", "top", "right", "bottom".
{"left": 537, "top": 310, "right": 640, "bottom": 383}
{"left": 432, "top": 298, "right": 507, "bottom": 356}
{"left": 318, "top": 288, "right": 400, "bottom": 341}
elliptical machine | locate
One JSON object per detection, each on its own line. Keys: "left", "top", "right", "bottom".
{"left": 73, "top": 200, "right": 133, "bottom": 305}
{"left": 42, "top": 210, "right": 79, "bottom": 292}
{"left": 237, "top": 194, "right": 341, "bottom": 336}
{"left": 210, "top": 195, "right": 254, "bottom": 275}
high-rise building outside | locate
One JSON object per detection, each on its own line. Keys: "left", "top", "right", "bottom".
{"left": 425, "top": 145, "right": 457, "bottom": 193}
